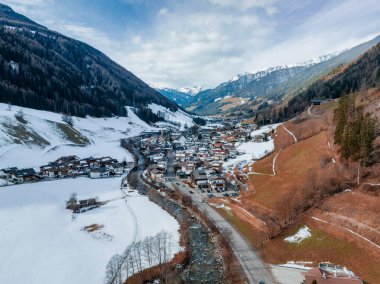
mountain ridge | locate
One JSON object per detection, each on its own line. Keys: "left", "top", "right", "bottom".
{"left": 0, "top": 4, "right": 179, "bottom": 123}
{"left": 179, "top": 34, "right": 380, "bottom": 117}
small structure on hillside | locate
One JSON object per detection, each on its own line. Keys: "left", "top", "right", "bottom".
{"left": 304, "top": 263, "right": 363, "bottom": 284}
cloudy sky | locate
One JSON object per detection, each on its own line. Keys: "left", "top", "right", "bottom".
{"left": 3, "top": 0, "right": 380, "bottom": 88}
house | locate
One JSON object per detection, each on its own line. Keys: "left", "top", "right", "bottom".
{"left": 0, "top": 167, "right": 19, "bottom": 179}
{"left": 110, "top": 163, "right": 124, "bottom": 175}
{"left": 208, "top": 175, "right": 226, "bottom": 191}
{"left": 14, "top": 168, "right": 37, "bottom": 182}
{"left": 212, "top": 149, "right": 229, "bottom": 160}
{"left": 311, "top": 99, "right": 325, "bottom": 105}
{"left": 252, "top": 134, "right": 265, "bottom": 142}
{"left": 213, "top": 141, "right": 223, "bottom": 149}
{"left": 149, "top": 168, "right": 164, "bottom": 180}
{"left": 73, "top": 198, "right": 99, "bottom": 213}
{"left": 176, "top": 171, "right": 187, "bottom": 179}
{"left": 304, "top": 263, "right": 363, "bottom": 284}
{"left": 181, "top": 161, "right": 196, "bottom": 175}
{"left": 190, "top": 169, "right": 208, "bottom": 188}
{"left": 89, "top": 166, "right": 110, "bottom": 179}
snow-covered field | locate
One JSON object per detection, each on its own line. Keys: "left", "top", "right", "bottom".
{"left": 223, "top": 123, "right": 280, "bottom": 171}
{"left": 0, "top": 177, "right": 180, "bottom": 284}
{"left": 250, "top": 123, "right": 281, "bottom": 137}
{"left": 148, "top": 103, "right": 194, "bottom": 130}
{"left": 236, "top": 140, "right": 275, "bottom": 160}
{"left": 0, "top": 104, "right": 154, "bottom": 169}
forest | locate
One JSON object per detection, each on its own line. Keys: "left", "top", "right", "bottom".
{"left": 0, "top": 5, "right": 178, "bottom": 123}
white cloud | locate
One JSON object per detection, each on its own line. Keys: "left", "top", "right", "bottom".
{"left": 132, "top": 35, "right": 142, "bottom": 45}
{"left": 208, "top": 0, "right": 278, "bottom": 13}
{"left": 158, "top": 7, "right": 168, "bottom": 16}
{"left": 1, "top": 0, "right": 379, "bottom": 88}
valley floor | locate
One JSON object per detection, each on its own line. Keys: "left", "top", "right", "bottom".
{"left": 0, "top": 176, "right": 180, "bottom": 284}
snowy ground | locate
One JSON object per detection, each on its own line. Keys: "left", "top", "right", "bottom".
{"left": 148, "top": 103, "right": 194, "bottom": 130}
{"left": 0, "top": 104, "right": 154, "bottom": 169}
{"left": 250, "top": 123, "right": 281, "bottom": 137}
{"left": 236, "top": 140, "right": 274, "bottom": 160}
{"left": 223, "top": 123, "right": 280, "bottom": 172}
{"left": 0, "top": 177, "right": 180, "bottom": 284}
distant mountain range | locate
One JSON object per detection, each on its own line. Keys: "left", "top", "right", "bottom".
{"left": 0, "top": 4, "right": 179, "bottom": 123}
{"left": 159, "top": 35, "right": 380, "bottom": 117}
{"left": 153, "top": 84, "right": 212, "bottom": 107}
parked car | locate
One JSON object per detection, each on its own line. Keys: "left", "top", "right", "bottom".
{"left": 207, "top": 193, "right": 215, "bottom": 198}
{"left": 189, "top": 190, "right": 194, "bottom": 194}
{"left": 223, "top": 193, "right": 230, "bottom": 197}
{"left": 231, "top": 192, "right": 239, "bottom": 197}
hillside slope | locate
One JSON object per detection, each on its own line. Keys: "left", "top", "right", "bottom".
{"left": 0, "top": 103, "right": 155, "bottom": 169}
{"left": 263, "top": 40, "right": 380, "bottom": 122}
{"left": 0, "top": 4, "right": 178, "bottom": 122}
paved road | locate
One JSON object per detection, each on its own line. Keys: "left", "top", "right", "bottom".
{"left": 168, "top": 180, "right": 274, "bottom": 284}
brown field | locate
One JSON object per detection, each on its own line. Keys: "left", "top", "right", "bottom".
{"left": 244, "top": 130, "right": 331, "bottom": 209}
{"left": 221, "top": 97, "right": 250, "bottom": 111}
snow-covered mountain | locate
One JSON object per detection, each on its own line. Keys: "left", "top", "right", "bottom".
{"left": 177, "top": 85, "right": 212, "bottom": 95}
{"left": 153, "top": 84, "right": 212, "bottom": 107}
{"left": 148, "top": 103, "right": 194, "bottom": 130}
{"left": 183, "top": 36, "right": 380, "bottom": 117}
{"left": 228, "top": 51, "right": 343, "bottom": 84}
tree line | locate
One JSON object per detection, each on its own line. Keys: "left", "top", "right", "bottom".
{"left": 334, "top": 94, "right": 377, "bottom": 165}
{"left": 104, "top": 231, "right": 175, "bottom": 284}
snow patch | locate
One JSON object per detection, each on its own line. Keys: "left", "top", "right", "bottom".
{"left": 284, "top": 226, "right": 311, "bottom": 244}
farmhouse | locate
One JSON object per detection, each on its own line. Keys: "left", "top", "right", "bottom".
{"left": 304, "top": 263, "right": 363, "bottom": 284}
{"left": 14, "top": 168, "right": 37, "bottom": 183}
{"left": 208, "top": 175, "right": 226, "bottom": 191}
{"left": 190, "top": 169, "right": 208, "bottom": 188}
{"left": 73, "top": 198, "right": 99, "bottom": 213}
{"left": 0, "top": 167, "right": 18, "bottom": 179}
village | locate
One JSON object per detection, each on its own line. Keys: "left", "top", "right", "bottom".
{"left": 140, "top": 121, "right": 273, "bottom": 198}
{"left": 0, "top": 155, "right": 132, "bottom": 184}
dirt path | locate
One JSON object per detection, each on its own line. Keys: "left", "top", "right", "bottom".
{"left": 307, "top": 105, "right": 319, "bottom": 117}
{"left": 311, "top": 217, "right": 380, "bottom": 250}
{"left": 272, "top": 150, "right": 281, "bottom": 175}
{"left": 282, "top": 124, "right": 297, "bottom": 143}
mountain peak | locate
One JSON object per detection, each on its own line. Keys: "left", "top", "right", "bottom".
{"left": 177, "top": 85, "right": 212, "bottom": 95}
